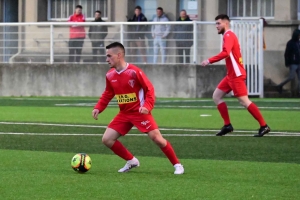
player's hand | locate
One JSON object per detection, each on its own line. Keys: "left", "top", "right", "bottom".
{"left": 201, "top": 60, "right": 210, "bottom": 67}
{"left": 139, "top": 107, "right": 149, "bottom": 114}
{"left": 92, "top": 109, "right": 100, "bottom": 120}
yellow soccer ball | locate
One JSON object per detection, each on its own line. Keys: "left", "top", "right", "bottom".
{"left": 71, "top": 153, "right": 92, "bottom": 173}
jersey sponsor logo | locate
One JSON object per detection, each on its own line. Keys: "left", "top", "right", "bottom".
{"left": 115, "top": 93, "right": 137, "bottom": 104}
{"left": 111, "top": 80, "right": 117, "bottom": 82}
{"left": 128, "top": 79, "right": 135, "bottom": 88}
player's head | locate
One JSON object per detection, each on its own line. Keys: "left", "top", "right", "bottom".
{"left": 106, "top": 42, "right": 126, "bottom": 68}
{"left": 135, "top": 6, "right": 142, "bottom": 16}
{"left": 75, "top": 5, "right": 82, "bottom": 15}
{"left": 215, "top": 14, "right": 230, "bottom": 35}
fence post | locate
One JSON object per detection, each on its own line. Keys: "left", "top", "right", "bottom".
{"left": 50, "top": 24, "right": 54, "bottom": 64}
{"left": 193, "top": 21, "right": 197, "bottom": 64}
{"left": 258, "top": 19, "right": 264, "bottom": 98}
{"left": 120, "top": 24, "right": 124, "bottom": 44}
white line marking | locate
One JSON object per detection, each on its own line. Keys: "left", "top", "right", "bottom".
{"left": 4, "top": 98, "right": 300, "bottom": 103}
{"left": 0, "top": 132, "right": 299, "bottom": 137}
{"left": 53, "top": 103, "right": 300, "bottom": 110}
{"left": 0, "top": 122, "right": 299, "bottom": 134}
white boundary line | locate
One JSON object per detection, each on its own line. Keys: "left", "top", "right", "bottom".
{"left": 0, "top": 132, "right": 299, "bottom": 137}
{"left": 0, "top": 122, "right": 299, "bottom": 135}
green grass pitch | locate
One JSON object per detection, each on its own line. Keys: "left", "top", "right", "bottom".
{"left": 0, "top": 97, "right": 299, "bottom": 200}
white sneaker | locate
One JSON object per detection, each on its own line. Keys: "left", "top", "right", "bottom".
{"left": 174, "top": 164, "right": 184, "bottom": 175}
{"left": 118, "top": 157, "right": 140, "bottom": 173}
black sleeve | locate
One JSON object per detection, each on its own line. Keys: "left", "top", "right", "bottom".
{"left": 284, "top": 41, "right": 292, "bottom": 67}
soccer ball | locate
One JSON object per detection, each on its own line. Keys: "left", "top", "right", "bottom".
{"left": 71, "top": 153, "right": 92, "bottom": 173}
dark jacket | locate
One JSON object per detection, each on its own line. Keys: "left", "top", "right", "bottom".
{"left": 284, "top": 29, "right": 300, "bottom": 67}
{"left": 88, "top": 18, "right": 108, "bottom": 42}
{"left": 128, "top": 13, "right": 148, "bottom": 39}
{"left": 174, "top": 16, "right": 193, "bottom": 47}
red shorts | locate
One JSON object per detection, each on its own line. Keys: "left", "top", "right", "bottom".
{"left": 108, "top": 112, "right": 158, "bottom": 135}
{"left": 217, "top": 76, "right": 248, "bottom": 97}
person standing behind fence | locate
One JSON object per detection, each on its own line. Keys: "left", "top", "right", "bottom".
{"left": 277, "top": 29, "right": 300, "bottom": 96}
{"left": 127, "top": 6, "right": 148, "bottom": 63}
{"left": 88, "top": 10, "right": 108, "bottom": 63}
{"left": 151, "top": 7, "right": 170, "bottom": 64}
{"left": 174, "top": 9, "right": 193, "bottom": 64}
{"left": 68, "top": 5, "right": 86, "bottom": 63}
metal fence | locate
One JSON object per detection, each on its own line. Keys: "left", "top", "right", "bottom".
{"left": 0, "top": 20, "right": 263, "bottom": 96}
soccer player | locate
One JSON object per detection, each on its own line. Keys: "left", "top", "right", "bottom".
{"left": 92, "top": 42, "right": 184, "bottom": 174}
{"left": 201, "top": 14, "right": 270, "bottom": 137}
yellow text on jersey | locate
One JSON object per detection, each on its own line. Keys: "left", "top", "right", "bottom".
{"left": 115, "top": 93, "right": 137, "bottom": 104}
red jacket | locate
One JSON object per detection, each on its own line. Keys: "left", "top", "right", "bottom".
{"left": 68, "top": 13, "right": 86, "bottom": 39}
{"left": 94, "top": 64, "right": 155, "bottom": 113}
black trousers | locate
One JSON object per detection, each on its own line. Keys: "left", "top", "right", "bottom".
{"left": 176, "top": 44, "right": 191, "bottom": 64}
{"left": 69, "top": 38, "right": 84, "bottom": 63}
{"left": 91, "top": 42, "right": 105, "bottom": 62}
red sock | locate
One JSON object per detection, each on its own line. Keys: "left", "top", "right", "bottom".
{"left": 247, "top": 103, "right": 266, "bottom": 126}
{"left": 217, "top": 102, "right": 231, "bottom": 125}
{"left": 161, "top": 141, "right": 180, "bottom": 165}
{"left": 110, "top": 140, "right": 134, "bottom": 161}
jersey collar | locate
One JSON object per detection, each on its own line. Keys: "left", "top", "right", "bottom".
{"left": 116, "top": 63, "right": 129, "bottom": 74}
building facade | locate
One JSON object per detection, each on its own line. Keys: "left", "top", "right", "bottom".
{"left": 0, "top": 0, "right": 299, "bottom": 89}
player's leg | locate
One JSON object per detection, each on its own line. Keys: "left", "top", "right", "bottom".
{"left": 160, "top": 37, "right": 167, "bottom": 64}
{"left": 213, "top": 77, "right": 233, "bottom": 136}
{"left": 147, "top": 129, "right": 184, "bottom": 174}
{"left": 132, "top": 113, "right": 184, "bottom": 174}
{"left": 233, "top": 79, "right": 270, "bottom": 137}
{"left": 104, "top": 113, "right": 139, "bottom": 172}
{"left": 68, "top": 39, "right": 75, "bottom": 62}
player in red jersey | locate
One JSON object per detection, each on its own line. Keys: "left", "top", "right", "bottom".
{"left": 92, "top": 42, "right": 184, "bottom": 174}
{"left": 201, "top": 14, "right": 270, "bottom": 137}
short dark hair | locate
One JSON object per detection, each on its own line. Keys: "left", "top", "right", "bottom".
{"left": 106, "top": 42, "right": 125, "bottom": 55}
{"left": 157, "top": 7, "right": 163, "bottom": 11}
{"left": 215, "top": 14, "right": 230, "bottom": 21}
{"left": 75, "top": 5, "right": 82, "bottom": 9}
{"left": 95, "top": 10, "right": 101, "bottom": 14}
{"left": 135, "top": 6, "right": 142, "bottom": 10}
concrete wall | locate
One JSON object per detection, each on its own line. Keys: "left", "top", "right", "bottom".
{"left": 0, "top": 64, "right": 226, "bottom": 97}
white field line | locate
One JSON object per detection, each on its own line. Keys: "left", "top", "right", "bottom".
{"left": 5, "top": 98, "right": 300, "bottom": 103}
{"left": 0, "top": 132, "right": 299, "bottom": 137}
{"left": 0, "top": 122, "right": 299, "bottom": 135}
{"left": 53, "top": 103, "right": 300, "bottom": 110}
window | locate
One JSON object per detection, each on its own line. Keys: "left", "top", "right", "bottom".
{"left": 228, "top": 0, "right": 274, "bottom": 19}
{"left": 47, "top": 0, "right": 108, "bottom": 21}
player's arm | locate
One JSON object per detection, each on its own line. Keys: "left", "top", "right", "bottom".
{"left": 93, "top": 77, "right": 115, "bottom": 119}
{"left": 136, "top": 70, "right": 155, "bottom": 114}
{"left": 203, "top": 34, "right": 234, "bottom": 65}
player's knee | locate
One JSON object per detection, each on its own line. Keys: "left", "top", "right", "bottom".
{"left": 102, "top": 136, "right": 113, "bottom": 147}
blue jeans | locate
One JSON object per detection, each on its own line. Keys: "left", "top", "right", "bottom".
{"left": 153, "top": 36, "right": 167, "bottom": 64}
{"left": 279, "top": 64, "right": 300, "bottom": 92}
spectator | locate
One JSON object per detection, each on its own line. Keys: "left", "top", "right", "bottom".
{"left": 68, "top": 5, "right": 86, "bottom": 63}
{"left": 277, "top": 29, "right": 300, "bottom": 96}
{"left": 174, "top": 9, "right": 193, "bottom": 64}
{"left": 127, "top": 6, "right": 148, "bottom": 63}
{"left": 151, "top": 7, "right": 170, "bottom": 64}
{"left": 88, "top": 10, "right": 108, "bottom": 63}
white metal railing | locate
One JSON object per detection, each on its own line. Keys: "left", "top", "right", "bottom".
{"left": 0, "top": 20, "right": 263, "bottom": 96}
